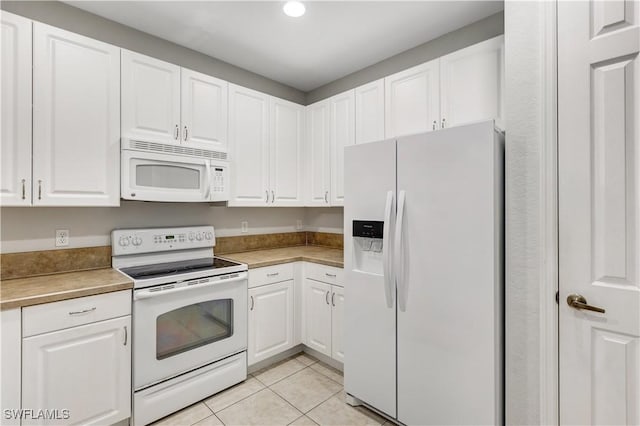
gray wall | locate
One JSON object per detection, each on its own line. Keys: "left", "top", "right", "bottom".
{"left": 306, "top": 11, "right": 504, "bottom": 104}
{"left": 0, "top": 0, "right": 306, "bottom": 104}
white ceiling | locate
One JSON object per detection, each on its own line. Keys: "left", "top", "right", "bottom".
{"left": 66, "top": 1, "right": 504, "bottom": 92}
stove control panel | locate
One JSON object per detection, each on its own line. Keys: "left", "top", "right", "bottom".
{"left": 112, "top": 226, "right": 215, "bottom": 255}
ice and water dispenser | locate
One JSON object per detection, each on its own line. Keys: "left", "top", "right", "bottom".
{"left": 352, "top": 220, "right": 384, "bottom": 275}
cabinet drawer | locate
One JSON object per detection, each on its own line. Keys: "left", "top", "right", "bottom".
{"left": 23, "top": 290, "right": 132, "bottom": 337}
{"left": 305, "top": 263, "right": 344, "bottom": 287}
{"left": 248, "top": 263, "right": 294, "bottom": 288}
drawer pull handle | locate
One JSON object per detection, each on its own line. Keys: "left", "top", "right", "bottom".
{"left": 123, "top": 325, "right": 128, "bottom": 346}
{"left": 68, "top": 307, "right": 96, "bottom": 316}
{"left": 325, "top": 273, "right": 337, "bottom": 278}
{"left": 267, "top": 272, "right": 280, "bottom": 277}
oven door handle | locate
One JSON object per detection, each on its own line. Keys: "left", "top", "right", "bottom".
{"left": 134, "top": 272, "right": 248, "bottom": 301}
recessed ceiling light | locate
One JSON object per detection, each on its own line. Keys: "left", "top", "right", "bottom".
{"left": 283, "top": 1, "right": 305, "bottom": 18}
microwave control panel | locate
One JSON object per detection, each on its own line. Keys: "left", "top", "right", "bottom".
{"left": 211, "top": 165, "right": 229, "bottom": 201}
{"left": 112, "top": 226, "right": 215, "bottom": 255}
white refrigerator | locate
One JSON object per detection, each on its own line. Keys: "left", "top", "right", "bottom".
{"left": 344, "top": 120, "right": 503, "bottom": 425}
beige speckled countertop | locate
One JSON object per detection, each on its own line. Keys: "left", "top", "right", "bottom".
{"left": 0, "top": 268, "right": 133, "bottom": 310}
{"left": 220, "top": 246, "right": 344, "bottom": 269}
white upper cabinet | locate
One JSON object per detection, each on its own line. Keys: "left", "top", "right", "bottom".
{"left": 440, "top": 35, "right": 504, "bottom": 129}
{"left": 306, "top": 100, "right": 331, "bottom": 206}
{"left": 228, "top": 84, "right": 270, "bottom": 206}
{"left": 121, "top": 50, "right": 181, "bottom": 145}
{"left": 355, "top": 79, "right": 385, "bottom": 145}
{"left": 0, "top": 12, "right": 32, "bottom": 206}
{"left": 181, "top": 68, "right": 228, "bottom": 150}
{"left": 385, "top": 59, "right": 440, "bottom": 138}
{"left": 33, "top": 23, "right": 120, "bottom": 206}
{"left": 270, "top": 97, "right": 304, "bottom": 206}
{"left": 329, "top": 90, "right": 355, "bottom": 207}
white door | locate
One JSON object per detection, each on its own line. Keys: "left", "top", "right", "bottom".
{"left": 440, "top": 35, "right": 505, "bottom": 130}
{"left": 329, "top": 90, "right": 355, "bottom": 207}
{"left": 248, "top": 281, "right": 294, "bottom": 366}
{"left": 396, "top": 123, "right": 502, "bottom": 425}
{"left": 270, "top": 97, "right": 304, "bottom": 206}
{"left": 121, "top": 50, "right": 180, "bottom": 144}
{"left": 355, "top": 79, "right": 385, "bottom": 145}
{"left": 331, "top": 285, "right": 345, "bottom": 362}
{"left": 344, "top": 139, "right": 397, "bottom": 418}
{"left": 228, "top": 84, "right": 270, "bottom": 206}
{"left": 181, "top": 68, "right": 228, "bottom": 151}
{"left": 306, "top": 100, "right": 331, "bottom": 206}
{"left": 0, "top": 12, "right": 31, "bottom": 206}
{"left": 304, "top": 278, "right": 332, "bottom": 356}
{"left": 384, "top": 59, "right": 440, "bottom": 138}
{"left": 22, "top": 316, "right": 131, "bottom": 426}
{"left": 33, "top": 23, "right": 120, "bottom": 206}
{"left": 558, "top": 2, "right": 640, "bottom": 425}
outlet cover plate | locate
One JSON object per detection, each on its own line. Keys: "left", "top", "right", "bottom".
{"left": 55, "top": 229, "right": 69, "bottom": 247}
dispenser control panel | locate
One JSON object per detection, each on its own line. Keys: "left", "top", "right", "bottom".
{"left": 353, "top": 221, "right": 384, "bottom": 239}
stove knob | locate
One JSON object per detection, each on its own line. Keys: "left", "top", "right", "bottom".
{"left": 196, "top": 233, "right": 203, "bottom": 241}
{"left": 205, "top": 232, "right": 213, "bottom": 240}
{"left": 119, "top": 237, "right": 130, "bottom": 247}
{"left": 189, "top": 232, "right": 195, "bottom": 241}
{"left": 133, "top": 237, "right": 142, "bottom": 246}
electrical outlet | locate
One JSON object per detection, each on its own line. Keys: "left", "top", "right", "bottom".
{"left": 296, "top": 219, "right": 303, "bottom": 230}
{"left": 241, "top": 221, "right": 248, "bottom": 233}
{"left": 55, "top": 229, "right": 69, "bottom": 247}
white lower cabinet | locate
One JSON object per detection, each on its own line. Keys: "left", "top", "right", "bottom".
{"left": 330, "top": 285, "right": 345, "bottom": 362}
{"left": 248, "top": 280, "right": 295, "bottom": 366}
{"left": 303, "top": 264, "right": 345, "bottom": 362}
{"left": 304, "top": 278, "right": 332, "bottom": 356}
{"left": 20, "top": 290, "right": 132, "bottom": 426}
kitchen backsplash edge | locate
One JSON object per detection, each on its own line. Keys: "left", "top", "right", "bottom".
{"left": 0, "top": 231, "right": 343, "bottom": 280}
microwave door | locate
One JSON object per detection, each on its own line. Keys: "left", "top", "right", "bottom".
{"left": 122, "top": 151, "right": 210, "bottom": 202}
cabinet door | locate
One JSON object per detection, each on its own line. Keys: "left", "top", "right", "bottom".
{"left": 248, "top": 280, "right": 294, "bottom": 365}
{"left": 181, "top": 68, "right": 228, "bottom": 150}
{"left": 33, "top": 23, "right": 120, "bottom": 206}
{"left": 270, "top": 97, "right": 304, "bottom": 206}
{"left": 331, "top": 285, "right": 345, "bottom": 363}
{"left": 1, "top": 12, "right": 32, "bottom": 206}
{"left": 385, "top": 59, "right": 440, "bottom": 138}
{"left": 304, "top": 278, "right": 332, "bottom": 357}
{"left": 355, "top": 79, "right": 385, "bottom": 145}
{"left": 440, "top": 35, "right": 504, "bottom": 129}
{"left": 329, "top": 90, "right": 355, "bottom": 207}
{"left": 121, "top": 50, "right": 180, "bottom": 144}
{"left": 305, "top": 100, "right": 331, "bottom": 206}
{"left": 22, "top": 316, "right": 131, "bottom": 426}
{"left": 228, "top": 84, "right": 270, "bottom": 206}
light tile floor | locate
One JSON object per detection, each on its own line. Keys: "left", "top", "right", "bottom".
{"left": 151, "top": 353, "right": 389, "bottom": 426}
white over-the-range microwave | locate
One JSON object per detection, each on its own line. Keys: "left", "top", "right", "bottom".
{"left": 121, "top": 140, "right": 230, "bottom": 202}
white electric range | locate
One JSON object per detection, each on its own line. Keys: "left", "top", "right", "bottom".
{"left": 112, "top": 226, "right": 248, "bottom": 426}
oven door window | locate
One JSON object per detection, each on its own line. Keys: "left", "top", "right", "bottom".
{"left": 156, "top": 299, "right": 233, "bottom": 360}
{"left": 136, "top": 164, "right": 201, "bottom": 190}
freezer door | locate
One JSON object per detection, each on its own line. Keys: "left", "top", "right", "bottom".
{"left": 396, "top": 121, "right": 503, "bottom": 425}
{"left": 344, "top": 139, "right": 397, "bottom": 418}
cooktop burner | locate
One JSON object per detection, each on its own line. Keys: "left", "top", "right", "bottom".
{"left": 120, "top": 257, "right": 242, "bottom": 280}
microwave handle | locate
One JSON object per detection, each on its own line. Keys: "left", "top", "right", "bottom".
{"left": 204, "top": 160, "right": 211, "bottom": 200}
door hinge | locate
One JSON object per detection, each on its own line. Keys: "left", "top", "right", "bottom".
{"left": 555, "top": 291, "right": 559, "bottom": 304}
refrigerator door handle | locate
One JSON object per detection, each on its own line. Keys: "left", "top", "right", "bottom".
{"left": 382, "top": 190, "right": 395, "bottom": 308}
{"left": 395, "top": 190, "right": 407, "bottom": 312}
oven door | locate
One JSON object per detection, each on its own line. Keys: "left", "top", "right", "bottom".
{"left": 133, "top": 272, "right": 247, "bottom": 390}
{"left": 122, "top": 149, "right": 211, "bottom": 202}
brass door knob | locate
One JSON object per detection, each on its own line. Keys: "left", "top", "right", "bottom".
{"left": 566, "top": 294, "right": 605, "bottom": 314}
